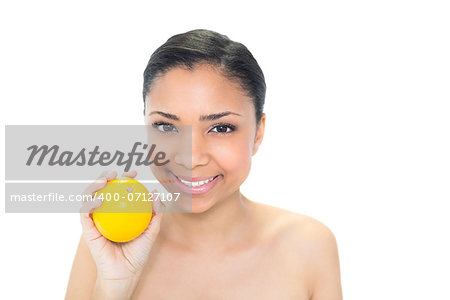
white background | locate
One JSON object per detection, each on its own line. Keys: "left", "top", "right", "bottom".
{"left": 1, "top": 0, "right": 449, "bottom": 299}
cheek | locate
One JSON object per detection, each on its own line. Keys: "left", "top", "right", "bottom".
{"left": 210, "top": 135, "right": 252, "bottom": 176}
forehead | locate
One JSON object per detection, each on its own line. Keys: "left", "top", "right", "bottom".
{"left": 146, "top": 64, "right": 254, "bottom": 118}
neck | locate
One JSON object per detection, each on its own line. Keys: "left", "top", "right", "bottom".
{"left": 160, "top": 189, "right": 253, "bottom": 251}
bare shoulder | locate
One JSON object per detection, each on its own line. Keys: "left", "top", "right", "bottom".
{"left": 252, "top": 201, "right": 337, "bottom": 246}
{"left": 251, "top": 201, "right": 343, "bottom": 299}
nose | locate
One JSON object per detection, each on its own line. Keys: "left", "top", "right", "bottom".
{"left": 173, "top": 130, "right": 209, "bottom": 169}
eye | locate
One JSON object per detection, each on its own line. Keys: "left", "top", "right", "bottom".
{"left": 152, "top": 122, "right": 178, "bottom": 133}
{"left": 209, "top": 123, "right": 236, "bottom": 134}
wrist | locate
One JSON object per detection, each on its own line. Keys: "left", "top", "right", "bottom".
{"left": 91, "top": 276, "right": 140, "bottom": 300}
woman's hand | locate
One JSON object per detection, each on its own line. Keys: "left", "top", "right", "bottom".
{"left": 80, "top": 170, "right": 164, "bottom": 299}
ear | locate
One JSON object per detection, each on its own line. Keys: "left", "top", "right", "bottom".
{"left": 252, "top": 113, "right": 266, "bottom": 156}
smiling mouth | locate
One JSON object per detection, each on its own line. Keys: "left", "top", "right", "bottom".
{"left": 174, "top": 175, "right": 220, "bottom": 187}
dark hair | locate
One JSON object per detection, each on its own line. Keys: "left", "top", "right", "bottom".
{"left": 143, "top": 29, "right": 266, "bottom": 123}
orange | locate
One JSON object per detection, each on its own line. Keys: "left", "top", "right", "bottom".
{"left": 92, "top": 177, "right": 153, "bottom": 242}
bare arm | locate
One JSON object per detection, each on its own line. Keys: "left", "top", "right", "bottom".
{"left": 309, "top": 224, "right": 343, "bottom": 300}
{"left": 65, "top": 236, "right": 97, "bottom": 299}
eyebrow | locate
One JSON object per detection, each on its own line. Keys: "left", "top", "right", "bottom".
{"left": 148, "top": 111, "right": 241, "bottom": 121}
{"left": 148, "top": 111, "right": 180, "bottom": 121}
{"left": 199, "top": 111, "right": 242, "bottom": 121}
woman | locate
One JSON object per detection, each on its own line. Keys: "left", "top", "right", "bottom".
{"left": 65, "top": 29, "right": 343, "bottom": 300}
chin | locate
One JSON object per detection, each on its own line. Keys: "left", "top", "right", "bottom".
{"left": 189, "top": 196, "right": 217, "bottom": 214}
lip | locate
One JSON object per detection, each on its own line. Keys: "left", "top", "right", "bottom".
{"left": 168, "top": 172, "right": 221, "bottom": 195}
{"left": 175, "top": 174, "right": 218, "bottom": 182}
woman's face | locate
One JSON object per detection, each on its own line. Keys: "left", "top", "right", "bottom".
{"left": 145, "top": 64, "right": 265, "bottom": 213}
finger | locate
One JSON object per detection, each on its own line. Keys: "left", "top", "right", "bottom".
{"left": 143, "top": 198, "right": 165, "bottom": 244}
{"left": 143, "top": 189, "right": 165, "bottom": 226}
{"left": 83, "top": 178, "right": 107, "bottom": 200}
{"left": 80, "top": 215, "right": 103, "bottom": 243}
{"left": 105, "top": 170, "right": 118, "bottom": 181}
{"left": 97, "top": 170, "right": 110, "bottom": 179}
{"left": 122, "top": 170, "right": 137, "bottom": 179}
{"left": 80, "top": 197, "right": 103, "bottom": 214}
{"left": 82, "top": 170, "right": 117, "bottom": 198}
{"left": 95, "top": 170, "right": 117, "bottom": 182}
{"left": 151, "top": 190, "right": 166, "bottom": 214}
{"left": 80, "top": 197, "right": 103, "bottom": 240}
{"left": 83, "top": 172, "right": 108, "bottom": 197}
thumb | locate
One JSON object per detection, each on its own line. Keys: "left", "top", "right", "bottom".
{"left": 142, "top": 190, "right": 166, "bottom": 244}
{"left": 80, "top": 197, "right": 104, "bottom": 243}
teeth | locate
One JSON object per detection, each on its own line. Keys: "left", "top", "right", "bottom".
{"left": 178, "top": 176, "right": 216, "bottom": 187}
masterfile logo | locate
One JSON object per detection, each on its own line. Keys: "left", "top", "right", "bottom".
{"left": 4, "top": 125, "right": 193, "bottom": 213}
{"left": 26, "top": 142, "right": 169, "bottom": 171}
